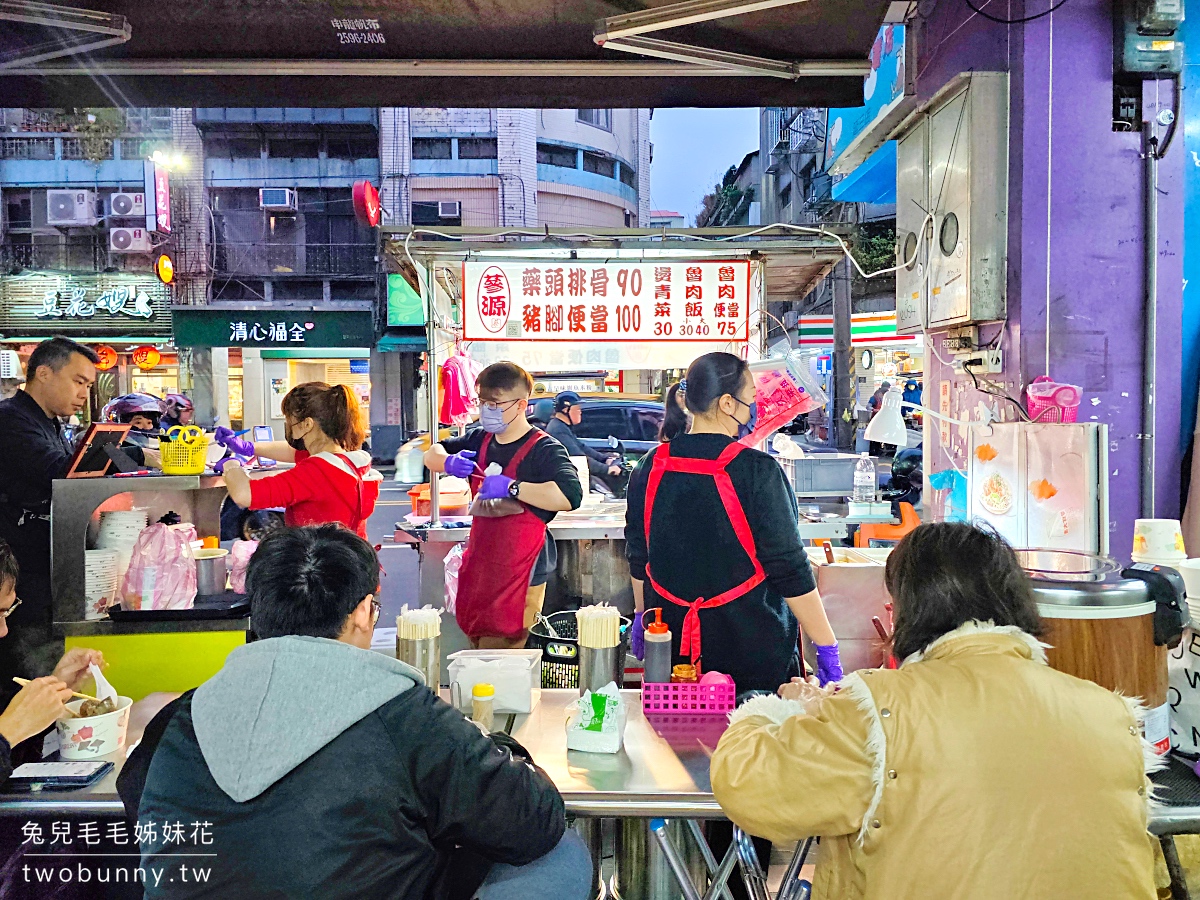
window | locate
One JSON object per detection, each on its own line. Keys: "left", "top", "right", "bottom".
{"left": 780, "top": 184, "right": 792, "bottom": 209}
{"left": 577, "top": 109, "right": 613, "bottom": 131}
{"left": 631, "top": 408, "right": 665, "bottom": 442}
{"left": 582, "top": 152, "right": 615, "bottom": 178}
{"left": 619, "top": 164, "right": 637, "bottom": 189}
{"left": 412, "top": 138, "right": 452, "bottom": 159}
{"left": 268, "top": 138, "right": 320, "bottom": 159}
{"left": 537, "top": 143, "right": 577, "bottom": 168}
{"left": 574, "top": 407, "right": 629, "bottom": 441}
{"left": 326, "top": 135, "right": 378, "bottom": 159}
{"left": 5, "top": 192, "right": 32, "bottom": 230}
{"left": 1, "top": 137, "right": 54, "bottom": 160}
{"left": 457, "top": 138, "right": 498, "bottom": 159}
{"left": 206, "top": 137, "right": 262, "bottom": 159}
{"left": 125, "top": 108, "right": 173, "bottom": 134}
{"left": 412, "top": 201, "right": 461, "bottom": 226}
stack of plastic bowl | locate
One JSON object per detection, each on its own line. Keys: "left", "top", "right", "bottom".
{"left": 83, "top": 548, "right": 120, "bottom": 620}
{"left": 96, "top": 509, "right": 149, "bottom": 587}
{"left": 1176, "top": 559, "right": 1200, "bottom": 628}
{"left": 1132, "top": 519, "right": 1188, "bottom": 568}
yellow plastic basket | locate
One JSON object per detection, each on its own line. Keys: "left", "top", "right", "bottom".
{"left": 160, "top": 426, "right": 209, "bottom": 475}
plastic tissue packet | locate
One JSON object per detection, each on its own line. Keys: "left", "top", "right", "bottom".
{"left": 566, "top": 683, "right": 626, "bottom": 754}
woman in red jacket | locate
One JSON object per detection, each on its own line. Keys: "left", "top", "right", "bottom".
{"left": 217, "top": 383, "right": 381, "bottom": 539}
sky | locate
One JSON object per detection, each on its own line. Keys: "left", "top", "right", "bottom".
{"left": 649, "top": 107, "right": 760, "bottom": 225}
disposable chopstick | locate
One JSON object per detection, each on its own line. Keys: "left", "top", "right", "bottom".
{"left": 12, "top": 677, "right": 94, "bottom": 702}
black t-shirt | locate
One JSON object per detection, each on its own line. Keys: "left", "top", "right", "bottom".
{"left": 625, "top": 433, "right": 817, "bottom": 692}
{"left": 441, "top": 427, "right": 582, "bottom": 525}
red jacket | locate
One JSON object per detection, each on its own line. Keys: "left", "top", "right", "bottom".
{"left": 248, "top": 449, "right": 381, "bottom": 538}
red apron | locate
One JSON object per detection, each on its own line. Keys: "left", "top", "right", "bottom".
{"left": 455, "top": 431, "right": 549, "bottom": 641}
{"left": 643, "top": 440, "right": 765, "bottom": 665}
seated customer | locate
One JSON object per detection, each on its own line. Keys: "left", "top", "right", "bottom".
{"left": 119, "top": 524, "right": 590, "bottom": 900}
{"left": 711, "top": 522, "right": 1157, "bottom": 900}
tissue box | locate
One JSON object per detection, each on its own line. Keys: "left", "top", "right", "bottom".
{"left": 447, "top": 649, "right": 541, "bottom": 714}
{"left": 566, "top": 684, "right": 626, "bottom": 754}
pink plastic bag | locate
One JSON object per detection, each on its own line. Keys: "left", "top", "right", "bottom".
{"left": 228, "top": 540, "right": 258, "bottom": 595}
{"left": 443, "top": 543, "right": 465, "bottom": 615}
{"left": 120, "top": 523, "right": 197, "bottom": 611}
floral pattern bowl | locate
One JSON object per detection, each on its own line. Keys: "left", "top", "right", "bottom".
{"left": 56, "top": 696, "right": 132, "bottom": 760}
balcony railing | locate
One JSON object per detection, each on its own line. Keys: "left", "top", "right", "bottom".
{"left": 212, "top": 242, "right": 376, "bottom": 277}
{"left": 764, "top": 107, "right": 824, "bottom": 157}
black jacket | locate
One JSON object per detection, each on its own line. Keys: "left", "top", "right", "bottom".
{"left": 117, "top": 638, "right": 565, "bottom": 900}
{"left": 545, "top": 416, "right": 611, "bottom": 477}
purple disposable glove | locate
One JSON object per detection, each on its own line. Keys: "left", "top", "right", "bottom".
{"left": 213, "top": 455, "right": 241, "bottom": 475}
{"left": 814, "top": 642, "right": 843, "bottom": 686}
{"left": 630, "top": 613, "right": 646, "bottom": 660}
{"left": 443, "top": 449, "right": 478, "bottom": 479}
{"left": 214, "top": 426, "right": 255, "bottom": 457}
{"left": 478, "top": 473, "right": 515, "bottom": 501}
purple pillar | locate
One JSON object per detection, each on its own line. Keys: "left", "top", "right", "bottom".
{"left": 913, "top": 0, "right": 1183, "bottom": 556}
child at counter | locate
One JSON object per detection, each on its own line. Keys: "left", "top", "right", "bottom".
{"left": 118, "top": 524, "right": 591, "bottom": 900}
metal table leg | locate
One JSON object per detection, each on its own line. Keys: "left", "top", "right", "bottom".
{"left": 650, "top": 819, "right": 703, "bottom": 900}
{"left": 776, "top": 837, "right": 814, "bottom": 900}
{"left": 1162, "top": 835, "right": 1192, "bottom": 900}
{"left": 683, "top": 820, "right": 735, "bottom": 900}
{"left": 732, "top": 827, "right": 772, "bottom": 900}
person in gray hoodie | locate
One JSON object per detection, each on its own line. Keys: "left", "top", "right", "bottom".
{"left": 117, "top": 524, "right": 590, "bottom": 900}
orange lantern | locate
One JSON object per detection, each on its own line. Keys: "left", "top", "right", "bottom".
{"left": 154, "top": 253, "right": 175, "bottom": 285}
{"left": 132, "top": 346, "right": 161, "bottom": 370}
{"left": 94, "top": 345, "right": 118, "bottom": 371}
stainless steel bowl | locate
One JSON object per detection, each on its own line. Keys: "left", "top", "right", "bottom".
{"left": 1015, "top": 549, "right": 1121, "bottom": 583}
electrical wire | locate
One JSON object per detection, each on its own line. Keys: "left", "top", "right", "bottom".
{"left": 963, "top": 359, "right": 1031, "bottom": 421}
{"left": 959, "top": 0, "right": 1071, "bottom": 24}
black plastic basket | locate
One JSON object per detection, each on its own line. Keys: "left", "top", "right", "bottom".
{"left": 527, "top": 610, "right": 632, "bottom": 689}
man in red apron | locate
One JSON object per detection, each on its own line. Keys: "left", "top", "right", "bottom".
{"left": 426, "top": 363, "right": 582, "bottom": 648}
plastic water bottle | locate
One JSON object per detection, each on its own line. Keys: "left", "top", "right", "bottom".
{"left": 853, "top": 452, "right": 875, "bottom": 503}
{"left": 643, "top": 610, "right": 673, "bottom": 684}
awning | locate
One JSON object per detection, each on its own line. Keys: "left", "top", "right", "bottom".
{"left": 831, "top": 140, "right": 896, "bottom": 204}
{"left": 0, "top": 0, "right": 888, "bottom": 108}
{"left": 376, "top": 329, "right": 428, "bottom": 353}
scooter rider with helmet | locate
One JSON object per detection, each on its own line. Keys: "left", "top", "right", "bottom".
{"left": 161, "top": 393, "right": 195, "bottom": 429}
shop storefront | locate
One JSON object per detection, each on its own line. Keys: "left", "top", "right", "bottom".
{"left": 171, "top": 303, "right": 376, "bottom": 437}
{"left": 0, "top": 272, "right": 174, "bottom": 418}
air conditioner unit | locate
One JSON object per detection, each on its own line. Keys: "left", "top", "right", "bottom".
{"left": 109, "top": 227, "right": 151, "bottom": 253}
{"left": 259, "top": 188, "right": 298, "bottom": 211}
{"left": 46, "top": 190, "right": 99, "bottom": 227}
{"left": 108, "top": 192, "right": 146, "bottom": 218}
{"left": 438, "top": 201, "right": 462, "bottom": 219}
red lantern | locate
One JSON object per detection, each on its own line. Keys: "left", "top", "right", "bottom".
{"left": 352, "top": 180, "right": 382, "bottom": 228}
{"left": 94, "top": 345, "right": 118, "bottom": 371}
{"left": 132, "top": 346, "right": 161, "bottom": 370}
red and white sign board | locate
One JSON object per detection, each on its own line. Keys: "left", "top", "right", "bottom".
{"left": 142, "top": 161, "right": 171, "bottom": 234}
{"left": 462, "top": 260, "right": 751, "bottom": 342}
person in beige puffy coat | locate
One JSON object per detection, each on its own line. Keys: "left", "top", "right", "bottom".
{"left": 711, "top": 522, "right": 1159, "bottom": 899}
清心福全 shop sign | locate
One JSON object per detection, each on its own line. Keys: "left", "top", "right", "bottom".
{"left": 171, "top": 307, "right": 375, "bottom": 348}
{"left": 462, "top": 261, "right": 750, "bottom": 342}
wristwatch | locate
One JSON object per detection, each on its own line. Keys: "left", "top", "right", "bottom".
{"left": 508, "top": 480, "right": 521, "bottom": 499}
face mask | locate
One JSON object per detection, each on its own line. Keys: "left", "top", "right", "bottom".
{"left": 480, "top": 402, "right": 518, "bottom": 434}
{"left": 732, "top": 398, "right": 758, "bottom": 440}
{"left": 285, "top": 423, "right": 307, "bottom": 451}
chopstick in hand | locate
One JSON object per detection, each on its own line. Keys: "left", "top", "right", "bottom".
{"left": 12, "top": 676, "right": 94, "bottom": 702}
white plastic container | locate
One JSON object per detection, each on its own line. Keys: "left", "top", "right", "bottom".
{"left": 447, "top": 649, "right": 541, "bottom": 714}
{"left": 56, "top": 696, "right": 132, "bottom": 760}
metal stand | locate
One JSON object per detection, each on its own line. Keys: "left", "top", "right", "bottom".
{"left": 1162, "top": 835, "right": 1192, "bottom": 900}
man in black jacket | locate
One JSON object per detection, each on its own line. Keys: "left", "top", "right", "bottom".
{"left": 118, "top": 524, "right": 590, "bottom": 900}
{"left": 544, "top": 392, "right": 624, "bottom": 493}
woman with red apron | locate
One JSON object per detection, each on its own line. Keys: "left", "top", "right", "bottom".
{"left": 425, "top": 362, "right": 583, "bottom": 649}
{"left": 625, "top": 352, "right": 842, "bottom": 693}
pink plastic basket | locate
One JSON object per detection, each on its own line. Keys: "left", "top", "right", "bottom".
{"left": 1026, "top": 376, "right": 1081, "bottom": 423}
{"left": 645, "top": 713, "right": 730, "bottom": 749}
{"left": 642, "top": 681, "right": 736, "bottom": 716}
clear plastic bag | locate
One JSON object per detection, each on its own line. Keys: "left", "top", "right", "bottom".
{"left": 228, "top": 539, "right": 259, "bottom": 595}
{"left": 443, "top": 543, "right": 465, "bottom": 615}
{"left": 120, "top": 523, "right": 197, "bottom": 611}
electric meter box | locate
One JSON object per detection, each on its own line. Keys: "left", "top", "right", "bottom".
{"left": 894, "top": 72, "right": 1009, "bottom": 334}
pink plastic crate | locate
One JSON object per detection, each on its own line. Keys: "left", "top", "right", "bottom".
{"left": 642, "top": 681, "right": 736, "bottom": 716}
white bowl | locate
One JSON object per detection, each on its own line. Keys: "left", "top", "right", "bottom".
{"left": 56, "top": 696, "right": 132, "bottom": 759}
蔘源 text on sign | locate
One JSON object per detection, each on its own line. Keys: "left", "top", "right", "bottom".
{"left": 462, "top": 260, "right": 751, "bottom": 342}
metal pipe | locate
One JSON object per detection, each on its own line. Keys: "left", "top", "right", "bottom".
{"left": 1142, "top": 132, "right": 1159, "bottom": 518}
{"left": 425, "top": 259, "right": 441, "bottom": 527}
{"left": 651, "top": 819, "right": 704, "bottom": 900}
{"left": 682, "top": 819, "right": 736, "bottom": 900}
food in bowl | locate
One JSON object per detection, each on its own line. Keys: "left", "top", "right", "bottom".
{"left": 56, "top": 696, "right": 132, "bottom": 760}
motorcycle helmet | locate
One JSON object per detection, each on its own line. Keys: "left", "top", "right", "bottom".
{"left": 889, "top": 448, "right": 924, "bottom": 493}
{"left": 162, "top": 393, "right": 195, "bottom": 427}
{"left": 102, "top": 392, "right": 164, "bottom": 432}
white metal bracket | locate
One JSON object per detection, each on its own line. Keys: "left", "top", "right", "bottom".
{"left": 0, "top": 1, "right": 130, "bottom": 70}
{"left": 594, "top": 0, "right": 869, "bottom": 80}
